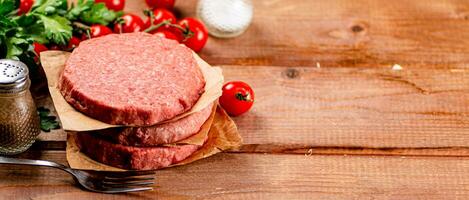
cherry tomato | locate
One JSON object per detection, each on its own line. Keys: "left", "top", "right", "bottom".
{"left": 33, "top": 42, "right": 47, "bottom": 62}
{"left": 114, "top": 14, "right": 145, "bottom": 33}
{"left": 145, "top": 0, "right": 175, "bottom": 10}
{"left": 33, "top": 42, "right": 48, "bottom": 61}
{"left": 177, "top": 18, "right": 208, "bottom": 52}
{"left": 153, "top": 30, "right": 179, "bottom": 41}
{"left": 219, "top": 81, "right": 254, "bottom": 116}
{"left": 66, "top": 36, "right": 81, "bottom": 49}
{"left": 82, "top": 25, "right": 113, "bottom": 39}
{"left": 18, "top": 0, "right": 34, "bottom": 15}
{"left": 95, "top": 0, "right": 125, "bottom": 11}
{"left": 144, "top": 8, "right": 176, "bottom": 32}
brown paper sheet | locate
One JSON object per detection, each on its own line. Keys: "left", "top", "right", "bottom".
{"left": 40, "top": 50, "right": 224, "bottom": 131}
{"left": 66, "top": 105, "right": 242, "bottom": 171}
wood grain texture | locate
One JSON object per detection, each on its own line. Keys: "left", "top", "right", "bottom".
{"left": 237, "top": 144, "right": 469, "bottom": 157}
{"left": 121, "top": 0, "right": 469, "bottom": 68}
{"left": 2, "top": 151, "right": 469, "bottom": 199}
{"left": 224, "top": 66, "right": 469, "bottom": 148}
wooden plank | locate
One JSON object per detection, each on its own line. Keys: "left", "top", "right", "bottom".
{"left": 237, "top": 144, "right": 469, "bottom": 157}
{"left": 223, "top": 66, "right": 469, "bottom": 148}
{"left": 2, "top": 151, "right": 469, "bottom": 199}
{"left": 34, "top": 66, "right": 469, "bottom": 150}
{"left": 124, "top": 0, "right": 469, "bottom": 68}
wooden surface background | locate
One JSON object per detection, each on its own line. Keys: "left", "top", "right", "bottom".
{"left": 3, "top": 0, "right": 469, "bottom": 199}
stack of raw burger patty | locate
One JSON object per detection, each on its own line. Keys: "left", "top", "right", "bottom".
{"left": 58, "top": 32, "right": 212, "bottom": 170}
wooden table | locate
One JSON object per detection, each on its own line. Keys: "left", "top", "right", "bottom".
{"left": 3, "top": 0, "right": 469, "bottom": 199}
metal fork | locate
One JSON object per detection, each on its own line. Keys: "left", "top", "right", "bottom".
{"left": 0, "top": 156, "right": 155, "bottom": 193}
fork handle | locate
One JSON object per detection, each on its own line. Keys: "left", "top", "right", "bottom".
{"left": 0, "top": 156, "right": 68, "bottom": 170}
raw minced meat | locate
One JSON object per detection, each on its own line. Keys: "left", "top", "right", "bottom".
{"left": 58, "top": 32, "right": 205, "bottom": 126}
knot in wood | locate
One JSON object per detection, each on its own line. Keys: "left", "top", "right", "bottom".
{"left": 285, "top": 68, "right": 300, "bottom": 79}
{"left": 351, "top": 25, "right": 364, "bottom": 33}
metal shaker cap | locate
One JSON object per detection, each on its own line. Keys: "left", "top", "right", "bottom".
{"left": 0, "top": 59, "right": 30, "bottom": 93}
{"left": 197, "top": 0, "right": 253, "bottom": 38}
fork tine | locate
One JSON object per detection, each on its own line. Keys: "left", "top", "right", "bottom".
{"left": 104, "top": 176, "right": 155, "bottom": 182}
{"left": 99, "top": 170, "right": 156, "bottom": 177}
{"left": 100, "top": 187, "right": 153, "bottom": 194}
{"left": 102, "top": 181, "right": 155, "bottom": 188}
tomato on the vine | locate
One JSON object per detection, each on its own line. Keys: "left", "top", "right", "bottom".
{"left": 18, "top": 0, "right": 34, "bottom": 15}
{"left": 83, "top": 24, "right": 113, "bottom": 39}
{"left": 144, "top": 8, "right": 176, "bottom": 32}
{"left": 153, "top": 30, "right": 179, "bottom": 41}
{"left": 95, "top": 0, "right": 125, "bottom": 11}
{"left": 219, "top": 81, "right": 255, "bottom": 116}
{"left": 114, "top": 14, "right": 145, "bottom": 33}
{"left": 145, "top": 0, "right": 175, "bottom": 10}
{"left": 176, "top": 18, "right": 208, "bottom": 52}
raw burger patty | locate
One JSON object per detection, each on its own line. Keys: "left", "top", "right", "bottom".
{"left": 98, "top": 103, "right": 213, "bottom": 146}
{"left": 59, "top": 32, "right": 205, "bottom": 126}
{"left": 76, "top": 133, "right": 201, "bottom": 170}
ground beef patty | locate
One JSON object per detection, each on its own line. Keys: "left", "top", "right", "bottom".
{"left": 98, "top": 103, "right": 213, "bottom": 146}
{"left": 76, "top": 133, "right": 201, "bottom": 170}
{"left": 59, "top": 32, "right": 205, "bottom": 126}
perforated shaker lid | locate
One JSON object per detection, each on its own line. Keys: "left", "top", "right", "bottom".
{"left": 0, "top": 59, "right": 30, "bottom": 93}
{"left": 197, "top": 0, "right": 253, "bottom": 38}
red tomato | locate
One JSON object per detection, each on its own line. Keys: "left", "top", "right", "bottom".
{"left": 219, "top": 81, "right": 254, "bottom": 116}
{"left": 18, "top": 0, "right": 34, "bottom": 15}
{"left": 83, "top": 25, "right": 113, "bottom": 39}
{"left": 145, "top": 0, "right": 175, "bottom": 10}
{"left": 66, "top": 36, "right": 81, "bottom": 49}
{"left": 177, "top": 18, "right": 208, "bottom": 52}
{"left": 153, "top": 30, "right": 179, "bottom": 41}
{"left": 144, "top": 8, "right": 176, "bottom": 32}
{"left": 95, "top": 0, "right": 125, "bottom": 11}
{"left": 114, "top": 14, "right": 145, "bottom": 33}
{"left": 33, "top": 42, "right": 47, "bottom": 62}
{"left": 33, "top": 42, "right": 48, "bottom": 58}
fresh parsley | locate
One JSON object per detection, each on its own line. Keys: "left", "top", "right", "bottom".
{"left": 67, "top": 0, "right": 122, "bottom": 25}
{"left": 0, "top": 0, "right": 121, "bottom": 75}
{"left": 0, "top": 0, "right": 16, "bottom": 16}
{"left": 38, "top": 14, "right": 73, "bottom": 45}
{"left": 78, "top": 2, "right": 123, "bottom": 25}
{"left": 37, "top": 107, "right": 60, "bottom": 132}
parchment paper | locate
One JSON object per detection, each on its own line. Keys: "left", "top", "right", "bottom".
{"left": 40, "top": 50, "right": 224, "bottom": 131}
{"left": 66, "top": 105, "right": 242, "bottom": 171}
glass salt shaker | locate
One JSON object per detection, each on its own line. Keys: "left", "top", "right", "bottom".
{"left": 0, "top": 59, "right": 40, "bottom": 155}
{"left": 197, "top": 0, "right": 254, "bottom": 38}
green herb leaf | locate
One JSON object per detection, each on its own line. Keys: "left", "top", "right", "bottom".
{"left": 38, "top": 14, "right": 72, "bottom": 45}
{"left": 5, "top": 37, "right": 30, "bottom": 59}
{"left": 0, "top": 15, "right": 16, "bottom": 36}
{"left": 66, "top": 0, "right": 93, "bottom": 21}
{"left": 37, "top": 107, "right": 61, "bottom": 132}
{"left": 0, "top": 15, "right": 33, "bottom": 60}
{"left": 23, "top": 22, "right": 49, "bottom": 44}
{"left": 0, "top": 15, "right": 28, "bottom": 61}
{"left": 15, "top": 14, "right": 37, "bottom": 27}
{"left": 0, "top": 0, "right": 16, "bottom": 16}
{"left": 79, "top": 2, "right": 122, "bottom": 25}
{"left": 31, "top": 0, "right": 67, "bottom": 15}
